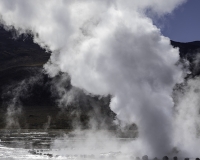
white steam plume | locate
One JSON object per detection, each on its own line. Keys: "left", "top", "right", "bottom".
{"left": 0, "top": 0, "right": 186, "bottom": 157}
{"left": 174, "top": 78, "right": 200, "bottom": 157}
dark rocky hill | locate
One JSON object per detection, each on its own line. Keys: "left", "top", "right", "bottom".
{"left": 171, "top": 40, "right": 200, "bottom": 76}
{"left": 0, "top": 27, "right": 116, "bottom": 130}
{"left": 0, "top": 27, "right": 199, "bottom": 133}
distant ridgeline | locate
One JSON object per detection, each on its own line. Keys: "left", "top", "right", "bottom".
{"left": 171, "top": 40, "right": 200, "bottom": 76}
{"left": 0, "top": 26, "right": 199, "bottom": 130}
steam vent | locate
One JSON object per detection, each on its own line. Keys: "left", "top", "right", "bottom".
{"left": 0, "top": 0, "right": 200, "bottom": 159}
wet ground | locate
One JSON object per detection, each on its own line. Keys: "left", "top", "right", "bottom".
{"left": 0, "top": 130, "right": 136, "bottom": 160}
{"left": 0, "top": 130, "right": 74, "bottom": 159}
{"left": 0, "top": 130, "right": 58, "bottom": 149}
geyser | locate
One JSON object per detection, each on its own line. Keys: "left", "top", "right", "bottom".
{"left": 0, "top": 0, "right": 190, "bottom": 158}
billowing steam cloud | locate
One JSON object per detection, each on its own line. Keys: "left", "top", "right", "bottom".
{"left": 173, "top": 78, "right": 200, "bottom": 157}
{"left": 0, "top": 0, "right": 187, "bottom": 157}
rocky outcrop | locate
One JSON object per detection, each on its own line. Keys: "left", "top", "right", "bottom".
{"left": 0, "top": 27, "right": 116, "bottom": 129}
{"left": 0, "top": 26, "right": 200, "bottom": 130}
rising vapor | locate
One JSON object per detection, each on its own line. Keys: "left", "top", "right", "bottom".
{"left": 0, "top": 0, "right": 187, "bottom": 157}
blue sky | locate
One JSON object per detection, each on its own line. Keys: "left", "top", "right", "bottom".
{"left": 154, "top": 0, "right": 200, "bottom": 42}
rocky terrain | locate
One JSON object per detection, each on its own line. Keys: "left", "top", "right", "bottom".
{"left": 171, "top": 40, "right": 200, "bottom": 76}
{"left": 0, "top": 27, "right": 116, "bottom": 130}
{"left": 0, "top": 26, "right": 199, "bottom": 132}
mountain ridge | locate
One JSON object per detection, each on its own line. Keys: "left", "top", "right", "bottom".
{"left": 0, "top": 27, "right": 199, "bottom": 130}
